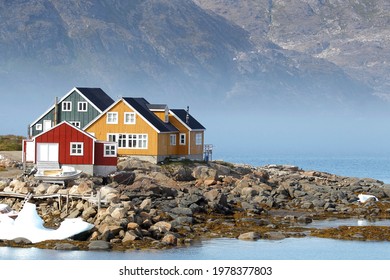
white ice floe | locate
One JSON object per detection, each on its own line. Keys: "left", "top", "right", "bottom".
{"left": 358, "top": 194, "right": 379, "bottom": 203}
{"left": 0, "top": 202, "right": 94, "bottom": 243}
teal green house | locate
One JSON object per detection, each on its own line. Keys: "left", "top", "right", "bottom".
{"left": 29, "top": 87, "right": 115, "bottom": 137}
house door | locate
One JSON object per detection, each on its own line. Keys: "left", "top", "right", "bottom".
{"left": 25, "top": 141, "right": 35, "bottom": 162}
{"left": 37, "top": 143, "right": 59, "bottom": 162}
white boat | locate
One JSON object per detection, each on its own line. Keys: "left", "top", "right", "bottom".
{"left": 34, "top": 165, "right": 82, "bottom": 181}
{"left": 0, "top": 204, "right": 18, "bottom": 219}
{"left": 0, "top": 202, "right": 94, "bottom": 243}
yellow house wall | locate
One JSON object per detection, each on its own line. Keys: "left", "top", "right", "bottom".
{"left": 189, "top": 131, "right": 204, "bottom": 155}
{"left": 153, "top": 111, "right": 166, "bottom": 122}
{"left": 168, "top": 115, "right": 204, "bottom": 157}
{"left": 85, "top": 101, "right": 159, "bottom": 156}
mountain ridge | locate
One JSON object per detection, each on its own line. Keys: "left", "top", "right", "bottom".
{"left": 1, "top": 0, "right": 389, "bottom": 136}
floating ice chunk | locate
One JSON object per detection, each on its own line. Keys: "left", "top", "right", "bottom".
{"left": 0, "top": 202, "right": 94, "bottom": 243}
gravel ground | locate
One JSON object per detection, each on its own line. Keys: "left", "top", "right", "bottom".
{"left": 0, "top": 151, "right": 24, "bottom": 178}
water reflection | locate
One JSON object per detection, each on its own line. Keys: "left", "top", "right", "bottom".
{"left": 299, "top": 218, "right": 390, "bottom": 229}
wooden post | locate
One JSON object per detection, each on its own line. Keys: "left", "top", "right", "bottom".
{"left": 58, "top": 194, "right": 62, "bottom": 211}
{"left": 66, "top": 193, "right": 69, "bottom": 214}
{"left": 97, "top": 191, "right": 101, "bottom": 212}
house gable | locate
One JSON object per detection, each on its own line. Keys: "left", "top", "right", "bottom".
{"left": 34, "top": 121, "right": 95, "bottom": 165}
{"left": 29, "top": 87, "right": 114, "bottom": 137}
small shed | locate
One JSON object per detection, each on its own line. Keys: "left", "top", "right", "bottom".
{"left": 23, "top": 121, "right": 117, "bottom": 176}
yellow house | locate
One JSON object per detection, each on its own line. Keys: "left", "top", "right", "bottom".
{"left": 84, "top": 97, "right": 206, "bottom": 163}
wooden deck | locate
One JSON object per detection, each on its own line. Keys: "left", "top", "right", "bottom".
{"left": 0, "top": 191, "right": 107, "bottom": 212}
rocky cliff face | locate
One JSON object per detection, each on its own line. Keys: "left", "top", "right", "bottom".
{"left": 0, "top": 0, "right": 384, "bottom": 118}
{"left": 194, "top": 0, "right": 390, "bottom": 102}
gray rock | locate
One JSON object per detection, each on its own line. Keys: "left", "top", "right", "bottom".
{"left": 54, "top": 243, "right": 80, "bottom": 250}
{"left": 170, "top": 207, "right": 193, "bottom": 216}
{"left": 12, "top": 237, "right": 32, "bottom": 244}
{"left": 110, "top": 171, "right": 135, "bottom": 185}
{"left": 162, "top": 233, "right": 177, "bottom": 245}
{"left": 192, "top": 166, "right": 218, "bottom": 181}
{"left": 122, "top": 231, "right": 141, "bottom": 243}
{"left": 238, "top": 232, "right": 260, "bottom": 241}
{"left": 171, "top": 216, "right": 194, "bottom": 227}
{"left": 297, "top": 215, "right": 313, "bottom": 224}
{"left": 140, "top": 198, "right": 152, "bottom": 211}
{"left": 150, "top": 221, "right": 172, "bottom": 233}
{"left": 263, "top": 231, "right": 286, "bottom": 240}
{"left": 88, "top": 240, "right": 112, "bottom": 250}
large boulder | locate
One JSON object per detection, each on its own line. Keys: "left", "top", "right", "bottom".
{"left": 118, "top": 158, "right": 161, "bottom": 172}
{"left": 192, "top": 166, "right": 218, "bottom": 181}
{"left": 110, "top": 171, "right": 135, "bottom": 185}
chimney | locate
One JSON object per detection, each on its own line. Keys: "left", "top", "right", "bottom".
{"left": 186, "top": 106, "right": 190, "bottom": 125}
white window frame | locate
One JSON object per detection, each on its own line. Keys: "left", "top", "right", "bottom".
{"left": 196, "top": 133, "right": 203, "bottom": 146}
{"left": 124, "top": 112, "right": 136, "bottom": 124}
{"left": 69, "top": 121, "right": 81, "bottom": 128}
{"left": 35, "top": 123, "right": 42, "bottom": 131}
{"left": 107, "top": 133, "right": 148, "bottom": 149}
{"left": 179, "top": 133, "right": 186, "bottom": 145}
{"left": 62, "top": 101, "right": 72, "bottom": 111}
{"left": 104, "top": 144, "right": 117, "bottom": 157}
{"left": 138, "top": 134, "right": 148, "bottom": 149}
{"left": 170, "top": 134, "right": 177, "bottom": 146}
{"left": 107, "top": 134, "right": 117, "bottom": 143}
{"left": 78, "top": 102, "right": 88, "bottom": 112}
{"left": 107, "top": 112, "right": 118, "bottom": 124}
{"left": 70, "top": 142, "right": 84, "bottom": 156}
{"left": 43, "top": 120, "right": 52, "bottom": 131}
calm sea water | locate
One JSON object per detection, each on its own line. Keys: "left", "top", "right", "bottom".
{"left": 2, "top": 237, "right": 390, "bottom": 260}
{"left": 2, "top": 154, "right": 390, "bottom": 260}
{"left": 216, "top": 154, "right": 390, "bottom": 183}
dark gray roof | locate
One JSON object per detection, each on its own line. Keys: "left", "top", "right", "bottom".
{"left": 76, "top": 87, "right": 115, "bottom": 112}
{"left": 170, "top": 109, "right": 206, "bottom": 130}
{"left": 124, "top": 98, "right": 178, "bottom": 133}
{"left": 147, "top": 104, "right": 167, "bottom": 110}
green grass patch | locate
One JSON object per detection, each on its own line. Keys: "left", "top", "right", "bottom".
{"left": 0, "top": 135, "right": 25, "bottom": 151}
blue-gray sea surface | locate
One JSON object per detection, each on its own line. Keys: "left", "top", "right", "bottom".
{"left": 1, "top": 237, "right": 390, "bottom": 260}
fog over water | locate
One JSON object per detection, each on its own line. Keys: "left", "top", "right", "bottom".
{"left": 2, "top": 73, "right": 390, "bottom": 160}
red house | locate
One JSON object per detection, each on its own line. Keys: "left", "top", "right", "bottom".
{"left": 23, "top": 121, "right": 117, "bottom": 176}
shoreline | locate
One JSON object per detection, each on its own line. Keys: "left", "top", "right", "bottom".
{"left": 1, "top": 152, "right": 390, "bottom": 251}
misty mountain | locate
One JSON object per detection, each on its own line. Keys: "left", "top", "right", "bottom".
{"left": 194, "top": 0, "right": 390, "bottom": 103}
{"left": 0, "top": 0, "right": 384, "bottom": 119}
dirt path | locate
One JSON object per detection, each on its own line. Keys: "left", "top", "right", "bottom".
{"left": 0, "top": 151, "right": 24, "bottom": 179}
{"left": 0, "top": 151, "right": 22, "bottom": 161}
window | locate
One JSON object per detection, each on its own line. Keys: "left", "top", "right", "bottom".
{"left": 170, "top": 134, "right": 177, "bottom": 146}
{"left": 78, "top": 102, "right": 88, "bottom": 112}
{"left": 69, "top": 121, "right": 81, "bottom": 128}
{"left": 107, "top": 133, "right": 148, "bottom": 149}
{"left": 179, "top": 133, "right": 186, "bottom": 145}
{"left": 70, "top": 142, "right": 83, "bottom": 156}
{"left": 124, "top": 112, "right": 136, "bottom": 124}
{"left": 104, "top": 144, "right": 117, "bottom": 157}
{"left": 138, "top": 134, "right": 148, "bottom": 149}
{"left": 62, "top": 101, "right": 72, "bottom": 111}
{"left": 43, "top": 120, "right": 52, "bottom": 131}
{"left": 107, "top": 134, "right": 117, "bottom": 142}
{"left": 36, "top": 124, "right": 42, "bottom": 131}
{"left": 107, "top": 112, "right": 118, "bottom": 124}
{"left": 196, "top": 133, "right": 203, "bottom": 145}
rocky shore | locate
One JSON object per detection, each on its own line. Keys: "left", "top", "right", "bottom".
{"left": 1, "top": 154, "right": 390, "bottom": 252}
